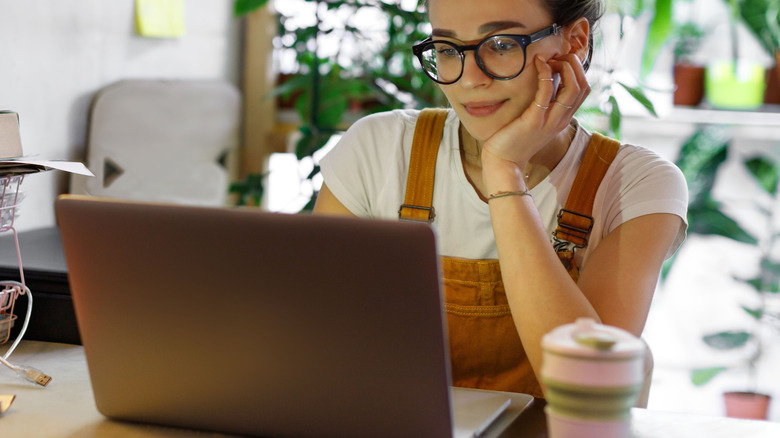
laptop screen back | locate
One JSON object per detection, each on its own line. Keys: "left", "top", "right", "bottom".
{"left": 55, "top": 195, "right": 453, "bottom": 438}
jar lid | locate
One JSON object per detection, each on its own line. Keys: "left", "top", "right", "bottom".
{"left": 541, "top": 317, "right": 644, "bottom": 359}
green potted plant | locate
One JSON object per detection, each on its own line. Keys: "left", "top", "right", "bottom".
{"left": 671, "top": 126, "right": 778, "bottom": 419}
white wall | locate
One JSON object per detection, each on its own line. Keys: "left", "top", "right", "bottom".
{"left": 0, "top": 0, "right": 242, "bottom": 231}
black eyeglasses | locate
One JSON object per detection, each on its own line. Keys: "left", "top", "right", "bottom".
{"left": 412, "top": 24, "right": 560, "bottom": 84}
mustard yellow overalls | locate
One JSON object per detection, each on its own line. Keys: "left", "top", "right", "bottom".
{"left": 398, "top": 109, "right": 619, "bottom": 398}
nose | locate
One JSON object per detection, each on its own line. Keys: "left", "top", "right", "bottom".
{"left": 458, "top": 51, "right": 491, "bottom": 88}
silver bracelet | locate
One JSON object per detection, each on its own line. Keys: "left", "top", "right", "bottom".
{"left": 487, "top": 190, "right": 532, "bottom": 201}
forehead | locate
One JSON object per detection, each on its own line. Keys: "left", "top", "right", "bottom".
{"left": 427, "top": 0, "right": 551, "bottom": 38}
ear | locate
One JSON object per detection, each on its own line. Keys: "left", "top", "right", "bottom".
{"left": 562, "top": 17, "right": 590, "bottom": 62}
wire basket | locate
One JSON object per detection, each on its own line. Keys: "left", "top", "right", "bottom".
{"left": 0, "top": 175, "right": 25, "bottom": 344}
{"left": 0, "top": 283, "right": 22, "bottom": 344}
{"left": 0, "top": 175, "right": 24, "bottom": 232}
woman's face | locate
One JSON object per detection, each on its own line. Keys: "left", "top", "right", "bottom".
{"left": 427, "top": 0, "right": 561, "bottom": 142}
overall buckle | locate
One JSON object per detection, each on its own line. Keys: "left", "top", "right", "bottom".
{"left": 398, "top": 204, "right": 436, "bottom": 223}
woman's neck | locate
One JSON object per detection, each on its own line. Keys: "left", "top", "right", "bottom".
{"left": 459, "top": 123, "right": 576, "bottom": 192}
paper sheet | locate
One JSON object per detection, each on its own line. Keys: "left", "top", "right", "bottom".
{"left": 0, "top": 157, "right": 93, "bottom": 177}
{"left": 135, "top": 0, "right": 185, "bottom": 38}
{"left": 452, "top": 389, "right": 512, "bottom": 438}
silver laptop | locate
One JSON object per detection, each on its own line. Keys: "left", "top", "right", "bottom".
{"left": 55, "top": 195, "right": 531, "bottom": 438}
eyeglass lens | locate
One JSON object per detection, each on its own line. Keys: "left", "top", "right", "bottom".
{"left": 419, "top": 36, "right": 527, "bottom": 83}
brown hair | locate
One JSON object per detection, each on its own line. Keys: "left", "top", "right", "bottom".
{"left": 421, "top": 0, "right": 604, "bottom": 71}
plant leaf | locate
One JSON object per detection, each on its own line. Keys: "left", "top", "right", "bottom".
{"left": 741, "top": 306, "right": 763, "bottom": 320}
{"left": 616, "top": 82, "right": 658, "bottom": 117}
{"left": 691, "top": 367, "right": 728, "bottom": 386}
{"left": 687, "top": 198, "right": 757, "bottom": 244}
{"left": 703, "top": 331, "right": 752, "bottom": 350}
{"left": 233, "top": 0, "right": 269, "bottom": 16}
{"left": 608, "top": 95, "right": 621, "bottom": 140}
{"left": 674, "top": 127, "right": 730, "bottom": 208}
{"left": 744, "top": 156, "right": 779, "bottom": 196}
{"left": 641, "top": 0, "right": 672, "bottom": 79}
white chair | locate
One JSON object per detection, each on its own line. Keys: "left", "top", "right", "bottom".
{"left": 70, "top": 79, "right": 241, "bottom": 206}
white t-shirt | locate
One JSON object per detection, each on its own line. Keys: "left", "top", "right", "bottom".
{"left": 320, "top": 109, "right": 688, "bottom": 268}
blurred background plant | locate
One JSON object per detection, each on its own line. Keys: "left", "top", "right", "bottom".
{"left": 578, "top": 0, "right": 675, "bottom": 139}
{"left": 668, "top": 124, "right": 780, "bottom": 395}
{"left": 230, "top": 0, "right": 443, "bottom": 209}
{"left": 230, "top": 0, "right": 778, "bottom": 209}
{"left": 734, "top": 0, "right": 779, "bottom": 59}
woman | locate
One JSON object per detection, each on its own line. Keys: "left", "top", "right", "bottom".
{"left": 313, "top": 0, "right": 688, "bottom": 398}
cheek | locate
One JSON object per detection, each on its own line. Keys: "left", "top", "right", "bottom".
{"left": 508, "top": 72, "right": 542, "bottom": 107}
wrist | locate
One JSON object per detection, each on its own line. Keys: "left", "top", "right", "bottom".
{"left": 481, "top": 152, "right": 528, "bottom": 193}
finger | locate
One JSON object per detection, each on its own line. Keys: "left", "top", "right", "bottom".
{"left": 533, "top": 56, "right": 557, "bottom": 111}
{"left": 536, "top": 58, "right": 579, "bottom": 133}
{"left": 548, "top": 61, "right": 580, "bottom": 117}
{"left": 550, "top": 54, "right": 589, "bottom": 108}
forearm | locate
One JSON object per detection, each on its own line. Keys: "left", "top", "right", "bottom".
{"left": 485, "top": 158, "right": 599, "bottom": 385}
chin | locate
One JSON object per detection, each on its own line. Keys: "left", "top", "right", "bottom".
{"left": 457, "top": 111, "right": 516, "bottom": 143}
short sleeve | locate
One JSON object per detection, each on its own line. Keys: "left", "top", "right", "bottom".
{"left": 602, "top": 145, "right": 689, "bottom": 258}
{"left": 319, "top": 111, "right": 412, "bottom": 218}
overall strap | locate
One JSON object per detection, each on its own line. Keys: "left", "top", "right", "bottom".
{"left": 398, "top": 108, "right": 449, "bottom": 223}
{"left": 553, "top": 132, "right": 620, "bottom": 280}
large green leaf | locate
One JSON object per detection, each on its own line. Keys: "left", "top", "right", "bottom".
{"left": 687, "top": 198, "right": 756, "bottom": 244}
{"left": 675, "top": 127, "right": 730, "bottom": 208}
{"left": 691, "top": 367, "right": 728, "bottom": 386}
{"left": 737, "top": 0, "right": 780, "bottom": 55}
{"left": 641, "top": 0, "right": 673, "bottom": 79}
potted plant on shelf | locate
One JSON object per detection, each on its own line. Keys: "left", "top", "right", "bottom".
{"left": 672, "top": 20, "right": 707, "bottom": 106}
{"left": 670, "top": 126, "right": 778, "bottom": 419}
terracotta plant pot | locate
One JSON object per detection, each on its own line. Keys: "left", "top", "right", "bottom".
{"left": 674, "top": 63, "right": 705, "bottom": 107}
{"left": 723, "top": 391, "right": 771, "bottom": 420}
{"left": 764, "top": 51, "right": 780, "bottom": 105}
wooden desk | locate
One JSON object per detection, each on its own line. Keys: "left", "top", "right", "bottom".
{"left": 2, "top": 341, "right": 779, "bottom": 437}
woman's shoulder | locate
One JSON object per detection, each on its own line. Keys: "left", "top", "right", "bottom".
{"left": 571, "top": 123, "right": 682, "bottom": 176}
{"left": 350, "top": 108, "right": 422, "bottom": 130}
{"left": 349, "top": 108, "right": 457, "bottom": 132}
{"left": 614, "top": 141, "right": 684, "bottom": 178}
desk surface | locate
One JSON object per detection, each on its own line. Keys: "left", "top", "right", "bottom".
{"left": 1, "top": 341, "right": 779, "bottom": 437}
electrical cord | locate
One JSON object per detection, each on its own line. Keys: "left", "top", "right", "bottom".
{"left": 0, "top": 281, "right": 51, "bottom": 387}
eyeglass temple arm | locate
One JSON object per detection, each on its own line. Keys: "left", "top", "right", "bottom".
{"left": 529, "top": 24, "right": 559, "bottom": 43}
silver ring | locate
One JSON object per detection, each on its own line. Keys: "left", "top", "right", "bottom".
{"left": 539, "top": 78, "right": 554, "bottom": 82}
{"left": 553, "top": 101, "right": 574, "bottom": 109}
{"left": 534, "top": 102, "right": 549, "bottom": 110}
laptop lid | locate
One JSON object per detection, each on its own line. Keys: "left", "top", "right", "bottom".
{"left": 55, "top": 195, "right": 454, "bottom": 438}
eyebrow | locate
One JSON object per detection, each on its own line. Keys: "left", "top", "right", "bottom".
{"left": 432, "top": 21, "right": 527, "bottom": 38}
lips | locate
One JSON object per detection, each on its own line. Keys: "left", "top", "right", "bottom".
{"left": 463, "top": 100, "right": 506, "bottom": 117}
